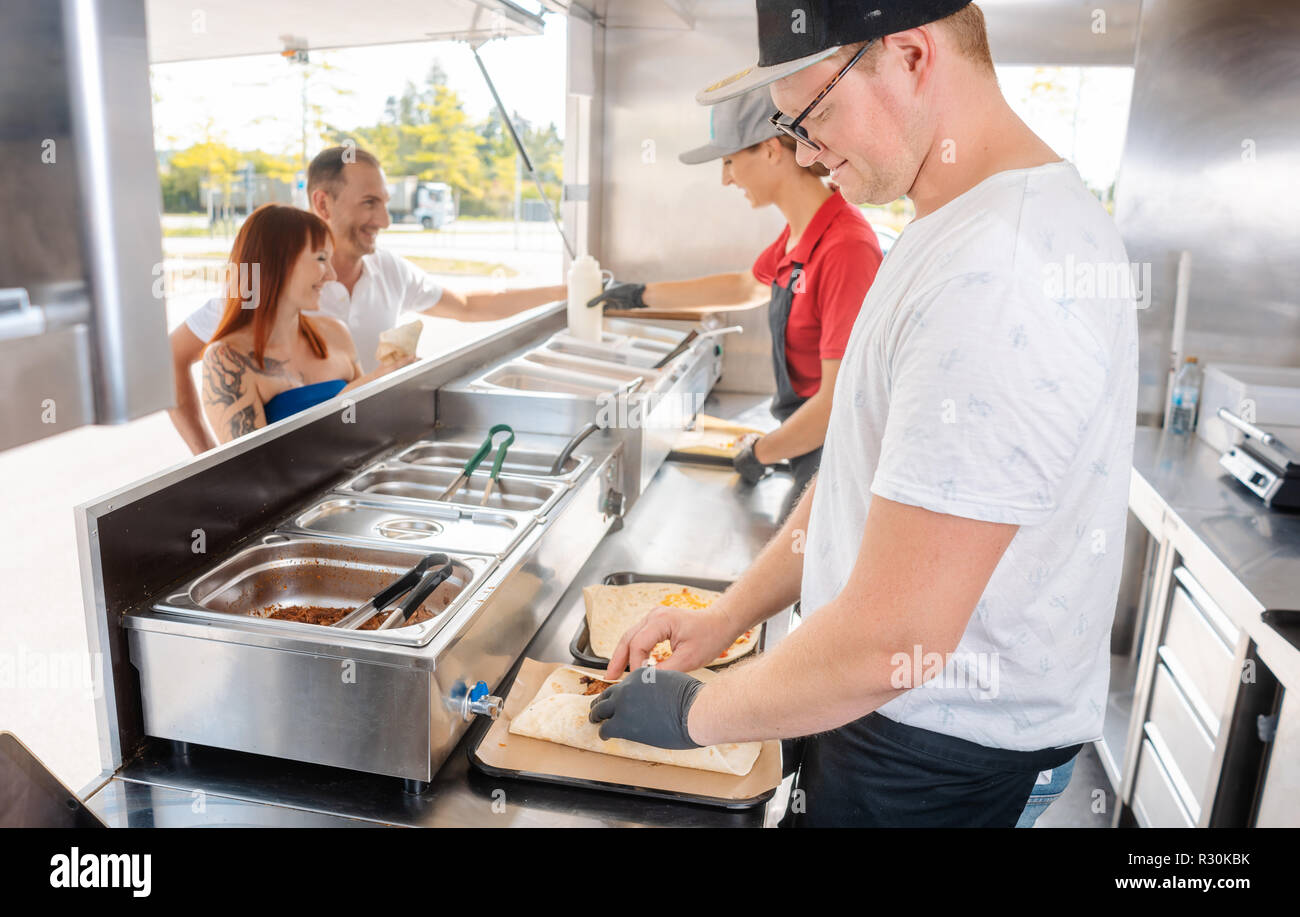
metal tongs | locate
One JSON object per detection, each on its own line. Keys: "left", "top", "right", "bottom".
{"left": 334, "top": 552, "right": 454, "bottom": 631}
{"left": 437, "top": 424, "right": 515, "bottom": 505}
{"left": 652, "top": 325, "right": 743, "bottom": 369}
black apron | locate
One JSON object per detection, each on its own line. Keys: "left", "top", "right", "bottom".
{"left": 768, "top": 263, "right": 822, "bottom": 511}
{"left": 779, "top": 712, "right": 1082, "bottom": 827}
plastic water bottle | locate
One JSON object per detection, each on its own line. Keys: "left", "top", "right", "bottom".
{"left": 1170, "top": 356, "right": 1201, "bottom": 435}
{"left": 566, "top": 254, "right": 604, "bottom": 343}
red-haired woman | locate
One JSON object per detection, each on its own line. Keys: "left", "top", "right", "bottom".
{"left": 201, "top": 204, "right": 414, "bottom": 444}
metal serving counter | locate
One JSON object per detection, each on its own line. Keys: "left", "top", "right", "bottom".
{"left": 1110, "top": 426, "right": 1300, "bottom": 827}
{"left": 1129, "top": 428, "right": 1300, "bottom": 690}
{"left": 82, "top": 393, "right": 800, "bottom": 827}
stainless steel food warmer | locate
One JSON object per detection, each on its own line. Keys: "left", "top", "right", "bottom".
{"left": 77, "top": 307, "right": 723, "bottom": 793}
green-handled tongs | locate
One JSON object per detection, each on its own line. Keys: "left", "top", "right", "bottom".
{"left": 437, "top": 424, "right": 515, "bottom": 504}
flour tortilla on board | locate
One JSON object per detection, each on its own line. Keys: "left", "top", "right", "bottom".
{"left": 507, "top": 664, "right": 761, "bottom": 776}
{"left": 671, "top": 429, "right": 744, "bottom": 458}
{"left": 671, "top": 414, "right": 762, "bottom": 459}
{"left": 582, "top": 582, "right": 759, "bottom": 667}
{"left": 375, "top": 320, "right": 423, "bottom": 364}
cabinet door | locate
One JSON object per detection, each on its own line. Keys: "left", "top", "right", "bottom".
{"left": 1255, "top": 690, "right": 1300, "bottom": 828}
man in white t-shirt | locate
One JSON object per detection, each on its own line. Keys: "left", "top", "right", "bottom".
{"left": 168, "top": 145, "right": 567, "bottom": 453}
{"left": 590, "top": 1, "right": 1138, "bottom": 827}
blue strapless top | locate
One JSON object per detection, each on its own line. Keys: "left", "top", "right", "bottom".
{"left": 263, "top": 379, "right": 348, "bottom": 423}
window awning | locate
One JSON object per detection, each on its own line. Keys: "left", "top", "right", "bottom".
{"left": 146, "top": 0, "right": 546, "bottom": 63}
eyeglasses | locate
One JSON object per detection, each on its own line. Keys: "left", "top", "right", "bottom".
{"left": 768, "top": 40, "right": 876, "bottom": 153}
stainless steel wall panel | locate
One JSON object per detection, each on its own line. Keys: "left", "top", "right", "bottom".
{"left": 63, "top": 0, "right": 172, "bottom": 426}
{"left": 981, "top": 0, "right": 1139, "bottom": 65}
{"left": 0, "top": 327, "right": 96, "bottom": 450}
{"left": 598, "top": 0, "right": 785, "bottom": 394}
{"left": 1113, "top": 0, "right": 1300, "bottom": 416}
{"left": 1, "top": 0, "right": 171, "bottom": 449}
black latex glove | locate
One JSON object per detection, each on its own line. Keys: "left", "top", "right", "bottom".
{"left": 587, "top": 281, "right": 647, "bottom": 311}
{"left": 588, "top": 666, "right": 704, "bottom": 749}
{"left": 732, "top": 434, "right": 770, "bottom": 485}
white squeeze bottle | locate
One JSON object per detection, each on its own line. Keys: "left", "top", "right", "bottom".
{"left": 566, "top": 254, "right": 604, "bottom": 343}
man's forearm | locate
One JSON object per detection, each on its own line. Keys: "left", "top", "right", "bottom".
{"left": 755, "top": 391, "right": 832, "bottom": 463}
{"left": 689, "top": 589, "right": 904, "bottom": 744}
{"left": 169, "top": 364, "right": 215, "bottom": 454}
{"left": 715, "top": 479, "right": 816, "bottom": 635}
{"left": 464, "top": 285, "right": 567, "bottom": 321}
{"left": 687, "top": 497, "right": 1017, "bottom": 746}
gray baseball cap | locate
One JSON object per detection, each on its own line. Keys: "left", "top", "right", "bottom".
{"left": 678, "top": 86, "right": 782, "bottom": 165}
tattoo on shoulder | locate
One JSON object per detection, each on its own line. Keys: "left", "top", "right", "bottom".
{"left": 203, "top": 342, "right": 294, "bottom": 409}
{"left": 203, "top": 343, "right": 249, "bottom": 409}
{"left": 229, "top": 404, "right": 258, "bottom": 439}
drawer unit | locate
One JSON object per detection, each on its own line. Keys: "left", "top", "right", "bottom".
{"left": 1145, "top": 663, "right": 1216, "bottom": 818}
{"left": 1172, "top": 566, "right": 1238, "bottom": 646}
{"left": 1160, "top": 583, "right": 1237, "bottom": 733}
{"left": 1132, "top": 739, "right": 1195, "bottom": 828}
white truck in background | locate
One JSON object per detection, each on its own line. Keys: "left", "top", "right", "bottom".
{"left": 386, "top": 177, "right": 458, "bottom": 230}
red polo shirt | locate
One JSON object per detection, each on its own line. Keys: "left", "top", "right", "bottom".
{"left": 751, "top": 191, "right": 883, "bottom": 397}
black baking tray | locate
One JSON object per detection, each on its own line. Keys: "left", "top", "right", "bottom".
{"left": 666, "top": 450, "right": 793, "bottom": 472}
{"left": 665, "top": 449, "right": 737, "bottom": 468}
{"left": 465, "top": 662, "right": 778, "bottom": 811}
{"left": 569, "top": 571, "right": 765, "bottom": 669}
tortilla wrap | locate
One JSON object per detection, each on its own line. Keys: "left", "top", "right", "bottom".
{"left": 671, "top": 414, "right": 762, "bottom": 458}
{"left": 583, "top": 582, "right": 758, "bottom": 667}
{"left": 671, "top": 428, "right": 746, "bottom": 458}
{"left": 376, "top": 320, "right": 423, "bottom": 363}
{"left": 507, "top": 665, "right": 761, "bottom": 776}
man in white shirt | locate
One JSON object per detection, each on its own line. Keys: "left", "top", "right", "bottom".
{"left": 589, "top": 0, "right": 1139, "bottom": 826}
{"left": 168, "top": 145, "right": 566, "bottom": 453}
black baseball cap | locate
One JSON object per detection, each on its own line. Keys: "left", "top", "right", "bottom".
{"left": 697, "top": 0, "right": 972, "bottom": 104}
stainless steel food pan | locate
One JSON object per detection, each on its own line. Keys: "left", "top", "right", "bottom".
{"left": 392, "top": 440, "right": 590, "bottom": 482}
{"left": 151, "top": 535, "right": 497, "bottom": 647}
{"left": 279, "top": 497, "right": 534, "bottom": 558}
{"left": 338, "top": 462, "right": 565, "bottom": 514}
{"left": 473, "top": 361, "right": 638, "bottom": 398}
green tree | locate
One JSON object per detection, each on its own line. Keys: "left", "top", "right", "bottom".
{"left": 158, "top": 139, "right": 300, "bottom": 213}
{"left": 322, "top": 59, "right": 563, "bottom": 220}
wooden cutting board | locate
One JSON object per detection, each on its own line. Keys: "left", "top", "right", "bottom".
{"left": 471, "top": 658, "right": 782, "bottom": 806}
{"left": 672, "top": 414, "right": 764, "bottom": 459}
